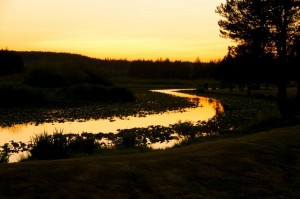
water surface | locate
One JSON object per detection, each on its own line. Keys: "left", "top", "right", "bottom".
{"left": 0, "top": 89, "right": 224, "bottom": 146}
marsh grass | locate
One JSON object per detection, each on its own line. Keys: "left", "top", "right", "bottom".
{"left": 26, "top": 128, "right": 156, "bottom": 160}
{"left": 30, "top": 131, "right": 71, "bottom": 160}
{"left": 29, "top": 130, "right": 100, "bottom": 160}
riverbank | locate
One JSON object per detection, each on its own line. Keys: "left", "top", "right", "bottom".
{"left": 0, "top": 124, "right": 299, "bottom": 198}
{"left": 0, "top": 86, "right": 299, "bottom": 198}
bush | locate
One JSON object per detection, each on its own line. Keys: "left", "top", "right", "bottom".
{"left": 25, "top": 65, "right": 112, "bottom": 88}
{"left": 0, "top": 84, "right": 46, "bottom": 107}
{"left": 63, "top": 84, "right": 110, "bottom": 101}
{"left": 110, "top": 87, "right": 136, "bottom": 102}
{"left": 0, "top": 50, "right": 24, "bottom": 76}
{"left": 84, "top": 68, "right": 112, "bottom": 86}
{"left": 25, "top": 67, "right": 66, "bottom": 88}
{"left": 63, "top": 84, "right": 135, "bottom": 103}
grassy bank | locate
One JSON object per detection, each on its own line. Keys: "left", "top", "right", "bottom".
{"left": 0, "top": 125, "right": 299, "bottom": 198}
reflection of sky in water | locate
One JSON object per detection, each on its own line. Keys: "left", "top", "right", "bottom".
{"left": 0, "top": 89, "right": 224, "bottom": 146}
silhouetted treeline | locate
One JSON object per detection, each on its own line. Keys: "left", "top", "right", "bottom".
{"left": 0, "top": 50, "right": 24, "bottom": 76}
{"left": 217, "top": 46, "right": 277, "bottom": 94}
{"left": 18, "top": 51, "right": 219, "bottom": 80}
{"left": 218, "top": 45, "right": 300, "bottom": 101}
{"left": 15, "top": 51, "right": 299, "bottom": 93}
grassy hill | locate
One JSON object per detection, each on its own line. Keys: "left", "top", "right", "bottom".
{"left": 0, "top": 125, "right": 299, "bottom": 198}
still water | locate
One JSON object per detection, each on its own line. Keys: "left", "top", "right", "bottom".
{"left": 0, "top": 89, "right": 224, "bottom": 147}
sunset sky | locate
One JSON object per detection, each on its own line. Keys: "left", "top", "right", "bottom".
{"left": 0, "top": 0, "right": 232, "bottom": 62}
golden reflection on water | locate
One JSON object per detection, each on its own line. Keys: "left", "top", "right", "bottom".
{"left": 0, "top": 89, "right": 224, "bottom": 146}
{"left": 1, "top": 124, "right": 29, "bottom": 134}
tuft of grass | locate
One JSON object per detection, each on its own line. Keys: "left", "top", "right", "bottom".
{"left": 30, "top": 130, "right": 71, "bottom": 160}
{"left": 29, "top": 130, "right": 100, "bottom": 160}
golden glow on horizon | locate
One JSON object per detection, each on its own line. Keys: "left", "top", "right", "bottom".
{"left": 0, "top": 0, "right": 232, "bottom": 61}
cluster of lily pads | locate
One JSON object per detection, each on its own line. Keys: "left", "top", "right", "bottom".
{"left": 0, "top": 91, "right": 194, "bottom": 127}
{"left": 0, "top": 141, "right": 28, "bottom": 163}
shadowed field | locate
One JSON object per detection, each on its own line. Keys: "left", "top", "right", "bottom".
{"left": 0, "top": 125, "right": 299, "bottom": 198}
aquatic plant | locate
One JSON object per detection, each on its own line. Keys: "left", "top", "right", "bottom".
{"left": 0, "top": 144, "right": 10, "bottom": 163}
{"left": 68, "top": 134, "right": 99, "bottom": 154}
{"left": 0, "top": 141, "right": 28, "bottom": 163}
{"left": 114, "top": 129, "right": 147, "bottom": 148}
{"left": 172, "top": 121, "right": 197, "bottom": 138}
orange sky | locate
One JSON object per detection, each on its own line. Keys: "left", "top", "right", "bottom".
{"left": 0, "top": 0, "right": 232, "bottom": 62}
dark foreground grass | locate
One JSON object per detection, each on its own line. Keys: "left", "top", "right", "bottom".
{"left": 0, "top": 125, "right": 299, "bottom": 198}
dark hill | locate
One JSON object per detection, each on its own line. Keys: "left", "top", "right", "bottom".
{"left": 17, "top": 51, "right": 219, "bottom": 80}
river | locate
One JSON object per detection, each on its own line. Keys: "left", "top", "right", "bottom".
{"left": 1, "top": 89, "right": 224, "bottom": 162}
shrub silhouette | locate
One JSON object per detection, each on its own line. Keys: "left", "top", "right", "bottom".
{"left": 0, "top": 50, "right": 24, "bottom": 76}
{"left": 110, "top": 87, "right": 136, "bottom": 102}
{"left": 25, "top": 67, "right": 66, "bottom": 88}
{"left": 25, "top": 63, "right": 112, "bottom": 89}
{"left": 63, "top": 84, "right": 135, "bottom": 103}
{"left": 0, "top": 85, "right": 46, "bottom": 107}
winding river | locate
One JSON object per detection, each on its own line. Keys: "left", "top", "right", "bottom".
{"left": 1, "top": 89, "right": 224, "bottom": 161}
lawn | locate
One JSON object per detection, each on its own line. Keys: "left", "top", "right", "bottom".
{"left": 0, "top": 124, "right": 299, "bottom": 198}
